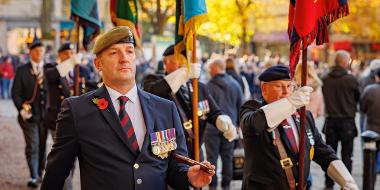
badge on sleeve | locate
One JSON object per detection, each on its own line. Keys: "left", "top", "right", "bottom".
{"left": 150, "top": 128, "right": 177, "bottom": 159}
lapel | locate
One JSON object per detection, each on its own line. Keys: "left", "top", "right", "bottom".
{"left": 278, "top": 123, "right": 295, "bottom": 156}
{"left": 137, "top": 89, "right": 156, "bottom": 156}
{"left": 292, "top": 114, "right": 301, "bottom": 134}
{"left": 92, "top": 85, "right": 138, "bottom": 157}
{"left": 60, "top": 76, "right": 71, "bottom": 97}
{"left": 26, "top": 62, "right": 37, "bottom": 84}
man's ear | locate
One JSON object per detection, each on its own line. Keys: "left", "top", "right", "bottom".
{"left": 261, "top": 83, "right": 267, "bottom": 97}
{"left": 94, "top": 56, "right": 102, "bottom": 71}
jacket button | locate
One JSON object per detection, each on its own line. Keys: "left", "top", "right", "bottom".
{"left": 136, "top": 178, "right": 142, "bottom": 184}
{"left": 58, "top": 85, "right": 62, "bottom": 88}
{"left": 133, "top": 163, "right": 139, "bottom": 169}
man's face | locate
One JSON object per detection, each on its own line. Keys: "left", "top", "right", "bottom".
{"left": 163, "top": 55, "right": 181, "bottom": 74}
{"left": 58, "top": 49, "right": 74, "bottom": 63}
{"left": 261, "top": 80, "right": 294, "bottom": 103}
{"left": 30, "top": 47, "right": 44, "bottom": 63}
{"left": 94, "top": 43, "right": 136, "bottom": 86}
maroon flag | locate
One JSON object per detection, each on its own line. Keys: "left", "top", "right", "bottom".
{"left": 288, "top": 0, "right": 349, "bottom": 77}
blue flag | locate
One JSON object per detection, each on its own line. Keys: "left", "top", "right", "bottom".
{"left": 183, "top": 0, "right": 208, "bottom": 54}
{"left": 183, "top": 0, "right": 208, "bottom": 60}
{"left": 71, "top": 0, "right": 101, "bottom": 50}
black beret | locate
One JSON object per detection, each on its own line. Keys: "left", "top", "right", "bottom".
{"left": 58, "top": 42, "right": 74, "bottom": 53}
{"left": 163, "top": 45, "right": 174, "bottom": 56}
{"left": 29, "top": 41, "right": 43, "bottom": 50}
{"left": 259, "top": 65, "right": 291, "bottom": 82}
{"left": 93, "top": 26, "right": 135, "bottom": 55}
{"left": 162, "top": 44, "right": 186, "bottom": 57}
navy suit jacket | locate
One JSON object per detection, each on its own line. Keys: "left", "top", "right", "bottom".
{"left": 41, "top": 85, "right": 190, "bottom": 190}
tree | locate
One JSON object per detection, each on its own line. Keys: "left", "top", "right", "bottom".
{"left": 235, "top": 0, "right": 253, "bottom": 55}
{"left": 138, "top": 0, "right": 176, "bottom": 35}
{"left": 41, "top": 0, "right": 53, "bottom": 40}
{"left": 331, "top": 1, "right": 380, "bottom": 41}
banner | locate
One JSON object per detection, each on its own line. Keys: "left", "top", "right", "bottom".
{"left": 288, "top": 0, "right": 349, "bottom": 76}
{"left": 71, "top": 0, "right": 101, "bottom": 50}
{"left": 110, "top": 0, "right": 141, "bottom": 47}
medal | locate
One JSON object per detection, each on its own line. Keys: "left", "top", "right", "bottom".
{"left": 150, "top": 128, "right": 177, "bottom": 159}
{"left": 152, "top": 145, "right": 161, "bottom": 155}
{"left": 310, "top": 145, "right": 314, "bottom": 160}
{"left": 306, "top": 129, "right": 315, "bottom": 160}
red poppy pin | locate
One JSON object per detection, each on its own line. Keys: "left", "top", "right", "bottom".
{"left": 92, "top": 98, "right": 109, "bottom": 110}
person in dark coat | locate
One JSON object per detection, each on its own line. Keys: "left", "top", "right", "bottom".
{"left": 226, "top": 57, "right": 245, "bottom": 93}
{"left": 43, "top": 42, "right": 80, "bottom": 190}
{"left": 41, "top": 26, "right": 215, "bottom": 190}
{"left": 360, "top": 67, "right": 380, "bottom": 175}
{"left": 143, "top": 45, "right": 237, "bottom": 160}
{"left": 239, "top": 65, "right": 358, "bottom": 190}
{"left": 11, "top": 41, "right": 48, "bottom": 188}
{"left": 321, "top": 50, "right": 360, "bottom": 190}
{"left": 205, "top": 58, "right": 244, "bottom": 190}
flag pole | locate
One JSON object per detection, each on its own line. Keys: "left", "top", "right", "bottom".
{"left": 74, "top": 16, "right": 80, "bottom": 96}
{"left": 192, "top": 32, "right": 200, "bottom": 162}
{"left": 298, "top": 40, "right": 308, "bottom": 190}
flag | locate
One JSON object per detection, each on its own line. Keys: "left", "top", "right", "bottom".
{"left": 183, "top": 0, "right": 208, "bottom": 55}
{"left": 174, "top": 0, "right": 186, "bottom": 64}
{"left": 71, "top": 0, "right": 101, "bottom": 51}
{"left": 288, "top": 0, "right": 349, "bottom": 77}
{"left": 110, "top": 0, "right": 141, "bottom": 47}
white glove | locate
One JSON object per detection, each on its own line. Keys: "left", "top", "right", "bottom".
{"left": 189, "top": 63, "right": 201, "bottom": 79}
{"left": 286, "top": 86, "right": 313, "bottom": 109}
{"left": 56, "top": 53, "right": 83, "bottom": 77}
{"left": 20, "top": 109, "right": 32, "bottom": 121}
{"left": 327, "top": 160, "right": 359, "bottom": 190}
{"left": 262, "top": 86, "right": 313, "bottom": 130}
{"left": 164, "top": 63, "right": 202, "bottom": 93}
{"left": 215, "top": 115, "right": 237, "bottom": 142}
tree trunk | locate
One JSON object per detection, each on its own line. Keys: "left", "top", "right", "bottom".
{"left": 41, "top": 0, "right": 53, "bottom": 40}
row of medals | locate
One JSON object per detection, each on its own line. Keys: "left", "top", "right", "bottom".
{"left": 151, "top": 129, "right": 177, "bottom": 159}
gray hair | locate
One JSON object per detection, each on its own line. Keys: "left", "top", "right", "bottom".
{"left": 334, "top": 50, "right": 351, "bottom": 67}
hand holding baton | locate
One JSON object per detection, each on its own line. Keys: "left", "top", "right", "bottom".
{"left": 172, "top": 153, "right": 214, "bottom": 174}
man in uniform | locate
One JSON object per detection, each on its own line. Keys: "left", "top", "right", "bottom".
{"left": 41, "top": 26, "right": 214, "bottom": 190}
{"left": 143, "top": 45, "right": 237, "bottom": 159}
{"left": 11, "top": 41, "right": 48, "bottom": 188}
{"left": 43, "top": 42, "right": 80, "bottom": 190}
{"left": 239, "top": 65, "right": 358, "bottom": 190}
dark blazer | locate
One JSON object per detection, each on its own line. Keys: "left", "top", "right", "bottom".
{"left": 239, "top": 100, "right": 337, "bottom": 190}
{"left": 43, "top": 63, "right": 71, "bottom": 129}
{"left": 41, "top": 85, "right": 190, "bottom": 190}
{"left": 11, "top": 62, "right": 46, "bottom": 122}
{"left": 143, "top": 74, "right": 223, "bottom": 158}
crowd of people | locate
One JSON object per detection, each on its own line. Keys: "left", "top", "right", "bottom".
{"left": 3, "top": 26, "right": 380, "bottom": 190}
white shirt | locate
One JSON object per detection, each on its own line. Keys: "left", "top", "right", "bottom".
{"left": 106, "top": 85, "right": 146, "bottom": 150}
{"left": 31, "top": 60, "right": 44, "bottom": 74}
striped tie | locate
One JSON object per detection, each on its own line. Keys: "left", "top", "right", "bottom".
{"left": 281, "top": 119, "right": 298, "bottom": 153}
{"left": 118, "top": 96, "right": 139, "bottom": 153}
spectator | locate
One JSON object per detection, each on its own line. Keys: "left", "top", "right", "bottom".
{"left": 321, "top": 50, "right": 360, "bottom": 190}
{"left": 205, "top": 58, "right": 243, "bottom": 190}
{"left": 294, "top": 61, "right": 324, "bottom": 118}
{"left": 360, "top": 67, "right": 380, "bottom": 175}
{"left": 0, "top": 56, "right": 15, "bottom": 99}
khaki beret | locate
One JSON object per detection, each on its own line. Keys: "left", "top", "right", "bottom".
{"left": 93, "top": 26, "right": 135, "bottom": 55}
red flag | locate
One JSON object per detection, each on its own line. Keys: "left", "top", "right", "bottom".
{"left": 288, "top": 0, "right": 349, "bottom": 77}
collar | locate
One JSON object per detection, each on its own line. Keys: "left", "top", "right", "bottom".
{"left": 105, "top": 84, "right": 138, "bottom": 104}
{"left": 31, "top": 60, "right": 44, "bottom": 69}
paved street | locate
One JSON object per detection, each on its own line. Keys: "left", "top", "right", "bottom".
{"left": 0, "top": 99, "right": 379, "bottom": 190}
